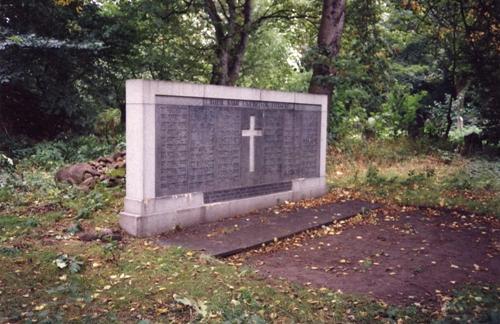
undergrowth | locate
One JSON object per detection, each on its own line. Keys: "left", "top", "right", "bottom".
{"left": 328, "top": 137, "right": 500, "bottom": 217}
{"left": 0, "top": 135, "right": 498, "bottom": 322}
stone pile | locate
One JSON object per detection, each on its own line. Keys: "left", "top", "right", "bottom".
{"left": 54, "top": 151, "right": 126, "bottom": 191}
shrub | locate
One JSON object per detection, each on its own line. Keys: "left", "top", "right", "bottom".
{"left": 94, "top": 108, "right": 121, "bottom": 143}
{"left": 366, "top": 165, "right": 386, "bottom": 185}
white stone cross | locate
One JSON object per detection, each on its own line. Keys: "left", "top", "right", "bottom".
{"left": 241, "top": 116, "right": 263, "bottom": 172}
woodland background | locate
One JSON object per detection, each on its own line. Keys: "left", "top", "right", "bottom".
{"left": 1, "top": 0, "right": 498, "bottom": 154}
{"left": 0, "top": 2, "right": 499, "bottom": 323}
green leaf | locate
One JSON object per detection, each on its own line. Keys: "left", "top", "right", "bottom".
{"left": 69, "top": 260, "right": 83, "bottom": 273}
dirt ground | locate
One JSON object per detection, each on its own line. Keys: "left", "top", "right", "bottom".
{"left": 237, "top": 207, "right": 500, "bottom": 307}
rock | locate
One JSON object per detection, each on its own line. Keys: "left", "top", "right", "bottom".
{"left": 112, "top": 151, "right": 126, "bottom": 161}
{"left": 98, "top": 228, "right": 122, "bottom": 241}
{"left": 78, "top": 231, "right": 99, "bottom": 242}
{"left": 97, "top": 157, "right": 114, "bottom": 164}
{"left": 78, "top": 177, "right": 96, "bottom": 191}
{"left": 83, "top": 172, "right": 93, "bottom": 180}
{"left": 54, "top": 151, "right": 126, "bottom": 190}
{"left": 113, "top": 160, "right": 125, "bottom": 169}
{"left": 55, "top": 163, "right": 99, "bottom": 186}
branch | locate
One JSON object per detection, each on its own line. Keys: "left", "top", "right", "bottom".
{"left": 252, "top": 9, "right": 315, "bottom": 30}
{"left": 216, "top": 0, "right": 229, "bottom": 21}
{"left": 163, "top": 0, "right": 195, "bottom": 20}
{"left": 204, "top": 0, "right": 226, "bottom": 42}
{"left": 227, "top": 0, "right": 252, "bottom": 84}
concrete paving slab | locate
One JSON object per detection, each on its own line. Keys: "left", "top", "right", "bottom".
{"left": 159, "top": 200, "right": 380, "bottom": 257}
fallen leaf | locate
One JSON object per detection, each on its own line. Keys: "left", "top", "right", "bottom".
{"left": 34, "top": 304, "right": 46, "bottom": 311}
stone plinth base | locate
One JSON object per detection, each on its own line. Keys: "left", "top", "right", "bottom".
{"left": 120, "top": 177, "right": 327, "bottom": 237}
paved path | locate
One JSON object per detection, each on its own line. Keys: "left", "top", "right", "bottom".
{"left": 159, "top": 200, "right": 380, "bottom": 257}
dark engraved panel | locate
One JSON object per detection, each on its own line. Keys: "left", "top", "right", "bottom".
{"left": 215, "top": 107, "right": 241, "bottom": 189}
{"left": 281, "top": 109, "right": 298, "bottom": 178}
{"left": 155, "top": 96, "right": 321, "bottom": 198}
{"left": 156, "top": 105, "right": 189, "bottom": 195}
{"left": 262, "top": 110, "right": 284, "bottom": 182}
{"left": 297, "top": 108, "right": 321, "bottom": 178}
{"left": 204, "top": 181, "right": 292, "bottom": 203}
{"left": 187, "top": 106, "right": 216, "bottom": 192}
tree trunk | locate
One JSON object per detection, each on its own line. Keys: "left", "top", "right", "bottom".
{"left": 444, "top": 22, "right": 458, "bottom": 139}
{"left": 204, "top": 0, "right": 253, "bottom": 86}
{"left": 204, "top": 0, "right": 313, "bottom": 86}
{"left": 211, "top": 47, "right": 230, "bottom": 85}
{"left": 308, "top": 0, "right": 346, "bottom": 101}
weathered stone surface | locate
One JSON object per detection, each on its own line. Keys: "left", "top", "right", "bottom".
{"left": 54, "top": 151, "right": 126, "bottom": 190}
{"left": 54, "top": 163, "right": 99, "bottom": 186}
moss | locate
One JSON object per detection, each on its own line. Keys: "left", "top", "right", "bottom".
{"left": 107, "top": 167, "right": 125, "bottom": 179}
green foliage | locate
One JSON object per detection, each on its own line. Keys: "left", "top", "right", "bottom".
{"left": 25, "top": 218, "right": 39, "bottom": 228}
{"left": 401, "top": 168, "right": 435, "bottom": 186}
{"left": 0, "top": 153, "right": 15, "bottom": 192}
{"left": 336, "top": 138, "right": 500, "bottom": 216}
{"left": 0, "top": 215, "right": 25, "bottom": 231}
{"left": 0, "top": 246, "right": 21, "bottom": 256}
{"left": 94, "top": 108, "right": 121, "bottom": 142}
{"left": 0, "top": 153, "right": 14, "bottom": 171}
{"left": 435, "top": 286, "right": 500, "bottom": 323}
{"left": 0, "top": 187, "right": 13, "bottom": 203}
{"left": 66, "top": 222, "right": 82, "bottom": 235}
{"left": 365, "top": 165, "right": 385, "bottom": 186}
{"left": 107, "top": 167, "right": 125, "bottom": 179}
{"left": 239, "top": 26, "right": 311, "bottom": 91}
{"left": 379, "top": 85, "right": 427, "bottom": 137}
{"left": 54, "top": 254, "right": 84, "bottom": 274}
{"left": 0, "top": 0, "right": 497, "bottom": 156}
{"left": 76, "top": 190, "right": 106, "bottom": 220}
{"left": 444, "top": 160, "right": 500, "bottom": 191}
{"left": 24, "top": 142, "right": 65, "bottom": 170}
{"left": 15, "top": 135, "right": 124, "bottom": 171}
{"left": 0, "top": 0, "right": 136, "bottom": 138}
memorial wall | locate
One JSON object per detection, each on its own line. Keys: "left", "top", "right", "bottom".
{"left": 120, "top": 80, "right": 328, "bottom": 236}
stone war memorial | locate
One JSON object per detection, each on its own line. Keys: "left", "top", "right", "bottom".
{"left": 120, "top": 80, "right": 328, "bottom": 236}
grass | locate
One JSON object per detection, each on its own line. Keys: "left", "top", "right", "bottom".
{"left": 0, "top": 136, "right": 498, "bottom": 322}
{"left": 2, "top": 232, "right": 421, "bottom": 323}
{"left": 328, "top": 138, "right": 500, "bottom": 217}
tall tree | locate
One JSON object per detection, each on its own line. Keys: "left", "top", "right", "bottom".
{"left": 203, "top": 0, "right": 314, "bottom": 85}
{"left": 402, "top": 0, "right": 499, "bottom": 143}
{"left": 203, "top": 0, "right": 252, "bottom": 85}
{"left": 308, "top": 0, "right": 346, "bottom": 102}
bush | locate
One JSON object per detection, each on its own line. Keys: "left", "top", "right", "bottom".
{"left": 94, "top": 108, "right": 121, "bottom": 143}
{"left": 25, "top": 142, "right": 66, "bottom": 170}
{"left": 366, "top": 165, "right": 386, "bottom": 185}
{"left": 13, "top": 134, "right": 124, "bottom": 172}
{"left": 0, "top": 153, "right": 15, "bottom": 189}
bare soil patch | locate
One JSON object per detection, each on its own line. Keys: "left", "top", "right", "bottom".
{"left": 239, "top": 207, "right": 500, "bottom": 307}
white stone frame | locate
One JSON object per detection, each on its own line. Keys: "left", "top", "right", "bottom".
{"left": 120, "top": 80, "right": 328, "bottom": 236}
